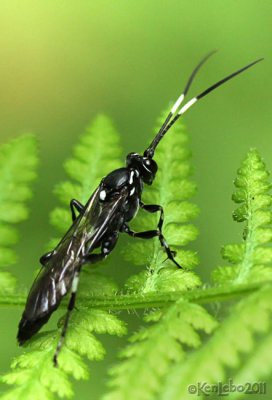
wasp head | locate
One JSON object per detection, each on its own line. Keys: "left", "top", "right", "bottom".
{"left": 126, "top": 152, "right": 158, "bottom": 185}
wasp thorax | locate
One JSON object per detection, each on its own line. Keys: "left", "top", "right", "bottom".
{"left": 126, "top": 152, "right": 157, "bottom": 185}
{"left": 99, "top": 168, "right": 130, "bottom": 202}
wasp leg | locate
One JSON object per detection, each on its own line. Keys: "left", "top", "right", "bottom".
{"left": 140, "top": 201, "right": 164, "bottom": 230}
{"left": 82, "top": 253, "right": 106, "bottom": 264}
{"left": 82, "top": 232, "right": 119, "bottom": 265}
{"left": 39, "top": 251, "right": 54, "bottom": 266}
{"left": 53, "top": 267, "right": 81, "bottom": 367}
{"left": 140, "top": 202, "right": 180, "bottom": 266}
{"left": 53, "top": 232, "right": 119, "bottom": 366}
{"left": 70, "top": 199, "right": 84, "bottom": 222}
{"left": 122, "top": 224, "right": 182, "bottom": 269}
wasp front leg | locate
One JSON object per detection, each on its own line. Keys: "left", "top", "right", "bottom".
{"left": 140, "top": 202, "right": 178, "bottom": 260}
{"left": 140, "top": 201, "right": 164, "bottom": 231}
{"left": 122, "top": 222, "right": 181, "bottom": 269}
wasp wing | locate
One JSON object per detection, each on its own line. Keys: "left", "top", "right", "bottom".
{"left": 18, "top": 187, "right": 129, "bottom": 344}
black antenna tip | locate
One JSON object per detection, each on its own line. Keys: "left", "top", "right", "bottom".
{"left": 183, "top": 49, "right": 218, "bottom": 96}
{"left": 197, "top": 57, "right": 264, "bottom": 100}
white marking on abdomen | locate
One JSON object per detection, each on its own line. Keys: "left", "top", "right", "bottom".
{"left": 59, "top": 280, "right": 67, "bottom": 295}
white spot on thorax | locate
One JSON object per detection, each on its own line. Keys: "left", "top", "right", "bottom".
{"left": 129, "top": 170, "right": 134, "bottom": 184}
{"left": 130, "top": 187, "right": 135, "bottom": 196}
{"left": 100, "top": 190, "right": 106, "bottom": 201}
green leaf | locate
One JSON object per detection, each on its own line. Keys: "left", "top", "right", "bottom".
{"left": 51, "top": 114, "right": 122, "bottom": 236}
{"left": 214, "top": 149, "right": 272, "bottom": 285}
{"left": 159, "top": 286, "right": 272, "bottom": 400}
{"left": 104, "top": 300, "right": 216, "bottom": 400}
{"left": 0, "top": 135, "right": 38, "bottom": 292}
{"left": 231, "top": 332, "right": 272, "bottom": 399}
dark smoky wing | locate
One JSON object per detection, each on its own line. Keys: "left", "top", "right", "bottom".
{"left": 17, "top": 246, "right": 80, "bottom": 344}
{"left": 17, "top": 194, "right": 94, "bottom": 344}
{"left": 21, "top": 249, "right": 78, "bottom": 318}
{"left": 83, "top": 187, "right": 130, "bottom": 252}
{"left": 20, "top": 188, "right": 102, "bottom": 322}
{"left": 17, "top": 190, "right": 102, "bottom": 344}
{"left": 17, "top": 187, "right": 129, "bottom": 344}
{"left": 23, "top": 189, "right": 127, "bottom": 321}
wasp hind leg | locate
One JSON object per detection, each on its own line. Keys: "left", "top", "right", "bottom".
{"left": 82, "top": 232, "right": 119, "bottom": 265}
{"left": 53, "top": 232, "right": 119, "bottom": 366}
{"left": 53, "top": 268, "right": 81, "bottom": 367}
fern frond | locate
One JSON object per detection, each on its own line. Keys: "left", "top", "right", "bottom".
{"left": 104, "top": 300, "right": 216, "bottom": 400}
{"left": 1, "top": 117, "right": 126, "bottom": 399}
{"left": 1, "top": 271, "right": 126, "bottom": 400}
{"left": 157, "top": 150, "right": 272, "bottom": 400}
{"left": 1, "top": 273, "right": 126, "bottom": 400}
{"left": 159, "top": 285, "right": 272, "bottom": 400}
{"left": 124, "top": 113, "right": 200, "bottom": 294}
{"left": 50, "top": 114, "right": 122, "bottom": 236}
{"left": 213, "top": 149, "right": 272, "bottom": 285}
{"left": 232, "top": 332, "right": 272, "bottom": 399}
{"left": 0, "top": 135, "right": 38, "bottom": 292}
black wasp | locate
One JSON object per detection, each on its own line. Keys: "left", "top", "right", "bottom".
{"left": 17, "top": 52, "right": 263, "bottom": 365}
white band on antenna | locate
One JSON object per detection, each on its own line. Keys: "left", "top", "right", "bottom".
{"left": 170, "top": 93, "right": 185, "bottom": 114}
{"left": 178, "top": 97, "right": 197, "bottom": 115}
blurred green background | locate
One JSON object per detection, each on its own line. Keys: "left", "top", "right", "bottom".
{"left": 0, "top": 1, "right": 271, "bottom": 398}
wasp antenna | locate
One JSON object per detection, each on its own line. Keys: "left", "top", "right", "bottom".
{"left": 149, "top": 57, "right": 264, "bottom": 148}
{"left": 144, "top": 50, "right": 217, "bottom": 158}
{"left": 171, "top": 49, "right": 217, "bottom": 113}
{"left": 196, "top": 57, "right": 264, "bottom": 101}
{"left": 177, "top": 58, "right": 263, "bottom": 117}
{"left": 183, "top": 50, "right": 219, "bottom": 96}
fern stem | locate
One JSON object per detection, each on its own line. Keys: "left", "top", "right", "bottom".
{"left": 0, "top": 282, "right": 267, "bottom": 311}
{"left": 79, "top": 282, "right": 269, "bottom": 309}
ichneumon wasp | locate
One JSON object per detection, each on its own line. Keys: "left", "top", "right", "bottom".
{"left": 17, "top": 52, "right": 263, "bottom": 366}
